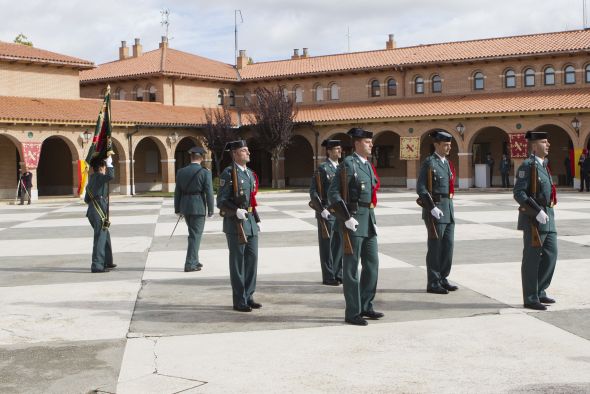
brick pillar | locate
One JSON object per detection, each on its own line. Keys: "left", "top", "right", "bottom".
{"left": 161, "top": 159, "right": 176, "bottom": 192}
{"left": 71, "top": 160, "right": 79, "bottom": 197}
{"left": 512, "top": 157, "right": 525, "bottom": 188}
{"left": 28, "top": 167, "right": 39, "bottom": 201}
{"left": 118, "top": 159, "right": 131, "bottom": 195}
{"left": 458, "top": 152, "right": 473, "bottom": 188}
{"left": 406, "top": 159, "right": 418, "bottom": 189}
{"left": 202, "top": 151, "right": 213, "bottom": 171}
{"left": 272, "top": 156, "right": 285, "bottom": 188}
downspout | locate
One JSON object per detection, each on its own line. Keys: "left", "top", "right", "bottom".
{"left": 127, "top": 125, "right": 140, "bottom": 195}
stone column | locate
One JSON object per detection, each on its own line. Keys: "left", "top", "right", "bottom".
{"left": 71, "top": 160, "right": 79, "bottom": 197}
{"left": 161, "top": 158, "right": 176, "bottom": 192}
{"left": 118, "top": 159, "right": 131, "bottom": 195}
{"left": 406, "top": 160, "right": 418, "bottom": 189}
{"left": 458, "top": 152, "right": 473, "bottom": 189}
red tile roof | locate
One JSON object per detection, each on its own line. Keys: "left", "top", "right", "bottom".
{"left": 292, "top": 88, "right": 590, "bottom": 123}
{"left": 80, "top": 47, "right": 238, "bottom": 83}
{"left": 0, "top": 96, "right": 238, "bottom": 126}
{"left": 240, "top": 29, "right": 590, "bottom": 80}
{"left": 0, "top": 41, "right": 94, "bottom": 69}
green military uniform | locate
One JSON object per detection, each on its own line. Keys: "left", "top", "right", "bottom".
{"left": 513, "top": 156, "right": 557, "bottom": 306}
{"left": 174, "top": 160, "right": 214, "bottom": 271}
{"left": 217, "top": 163, "right": 259, "bottom": 310}
{"left": 309, "top": 159, "right": 343, "bottom": 283}
{"left": 328, "top": 152, "right": 379, "bottom": 321}
{"left": 85, "top": 165, "right": 114, "bottom": 273}
{"left": 417, "top": 152, "right": 455, "bottom": 291}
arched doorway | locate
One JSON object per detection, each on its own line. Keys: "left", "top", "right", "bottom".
{"left": 174, "top": 137, "right": 197, "bottom": 173}
{"left": 247, "top": 138, "right": 272, "bottom": 187}
{"left": 373, "top": 131, "right": 406, "bottom": 186}
{"left": 284, "top": 135, "right": 314, "bottom": 186}
{"left": 0, "top": 134, "right": 21, "bottom": 199}
{"left": 107, "top": 138, "right": 125, "bottom": 194}
{"left": 535, "top": 124, "right": 573, "bottom": 186}
{"left": 133, "top": 137, "right": 163, "bottom": 192}
{"left": 470, "top": 127, "right": 510, "bottom": 187}
{"left": 420, "top": 130, "right": 459, "bottom": 181}
{"left": 37, "top": 136, "right": 76, "bottom": 196}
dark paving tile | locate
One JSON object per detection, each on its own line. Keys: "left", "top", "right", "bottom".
{"left": 534, "top": 309, "right": 590, "bottom": 342}
{"left": 0, "top": 224, "right": 156, "bottom": 240}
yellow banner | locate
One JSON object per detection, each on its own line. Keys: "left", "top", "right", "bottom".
{"left": 77, "top": 160, "right": 89, "bottom": 197}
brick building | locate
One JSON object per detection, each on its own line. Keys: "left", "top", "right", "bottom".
{"left": 2, "top": 29, "right": 590, "bottom": 198}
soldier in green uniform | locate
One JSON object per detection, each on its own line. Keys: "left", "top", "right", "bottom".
{"left": 309, "top": 139, "right": 343, "bottom": 286}
{"left": 328, "top": 128, "right": 382, "bottom": 326}
{"left": 174, "top": 146, "right": 215, "bottom": 272}
{"left": 85, "top": 156, "right": 115, "bottom": 273}
{"left": 416, "top": 130, "right": 459, "bottom": 294}
{"left": 513, "top": 131, "right": 558, "bottom": 311}
{"left": 217, "top": 140, "right": 261, "bottom": 312}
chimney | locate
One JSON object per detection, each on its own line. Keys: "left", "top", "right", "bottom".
{"left": 302, "top": 48, "right": 309, "bottom": 58}
{"left": 291, "top": 49, "right": 300, "bottom": 60}
{"left": 132, "top": 38, "right": 142, "bottom": 57}
{"left": 159, "top": 36, "right": 168, "bottom": 49}
{"left": 237, "top": 49, "right": 248, "bottom": 70}
{"left": 119, "top": 41, "right": 129, "bottom": 60}
{"left": 386, "top": 34, "right": 396, "bottom": 50}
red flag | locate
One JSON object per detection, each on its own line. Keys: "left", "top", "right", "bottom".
{"left": 250, "top": 171, "right": 259, "bottom": 208}
{"left": 546, "top": 165, "right": 557, "bottom": 206}
{"left": 370, "top": 163, "right": 381, "bottom": 207}
{"left": 449, "top": 160, "right": 456, "bottom": 198}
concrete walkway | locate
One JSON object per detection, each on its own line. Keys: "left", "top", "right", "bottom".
{"left": 1, "top": 192, "right": 589, "bottom": 393}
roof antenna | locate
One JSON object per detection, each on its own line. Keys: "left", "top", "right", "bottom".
{"left": 584, "top": 0, "right": 588, "bottom": 29}
{"left": 346, "top": 26, "right": 351, "bottom": 52}
{"left": 161, "top": 9, "right": 170, "bottom": 40}
{"left": 235, "top": 10, "right": 244, "bottom": 66}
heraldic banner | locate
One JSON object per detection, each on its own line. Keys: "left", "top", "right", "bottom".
{"left": 509, "top": 133, "right": 527, "bottom": 158}
{"left": 400, "top": 137, "right": 420, "bottom": 160}
{"left": 22, "top": 142, "right": 42, "bottom": 170}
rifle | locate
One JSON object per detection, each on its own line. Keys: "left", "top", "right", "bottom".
{"left": 340, "top": 164, "right": 354, "bottom": 255}
{"left": 416, "top": 167, "right": 439, "bottom": 239}
{"left": 309, "top": 194, "right": 330, "bottom": 239}
{"left": 527, "top": 157, "right": 542, "bottom": 247}
{"left": 232, "top": 163, "right": 248, "bottom": 245}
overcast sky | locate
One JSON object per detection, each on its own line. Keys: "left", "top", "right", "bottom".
{"left": 1, "top": 0, "right": 589, "bottom": 65}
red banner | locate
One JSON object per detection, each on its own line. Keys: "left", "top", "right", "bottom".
{"left": 509, "top": 133, "right": 527, "bottom": 158}
{"left": 22, "top": 142, "right": 42, "bottom": 169}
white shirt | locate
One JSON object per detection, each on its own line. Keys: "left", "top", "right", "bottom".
{"left": 354, "top": 152, "right": 368, "bottom": 164}
{"left": 435, "top": 152, "right": 446, "bottom": 163}
{"left": 328, "top": 158, "right": 338, "bottom": 169}
{"left": 235, "top": 163, "right": 247, "bottom": 172}
{"left": 534, "top": 156, "right": 545, "bottom": 166}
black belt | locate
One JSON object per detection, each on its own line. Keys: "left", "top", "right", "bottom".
{"left": 183, "top": 192, "right": 202, "bottom": 195}
{"left": 434, "top": 194, "right": 450, "bottom": 198}
{"left": 358, "top": 201, "right": 375, "bottom": 208}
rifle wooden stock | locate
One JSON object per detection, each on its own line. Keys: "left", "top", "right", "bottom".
{"left": 530, "top": 163, "right": 542, "bottom": 248}
{"left": 426, "top": 167, "right": 439, "bottom": 240}
{"left": 309, "top": 195, "right": 330, "bottom": 240}
{"left": 232, "top": 164, "right": 248, "bottom": 245}
{"left": 340, "top": 164, "right": 354, "bottom": 255}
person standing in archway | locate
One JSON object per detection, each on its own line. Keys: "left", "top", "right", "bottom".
{"left": 174, "top": 146, "right": 215, "bottom": 272}
{"left": 309, "top": 139, "right": 343, "bottom": 286}
{"left": 18, "top": 169, "right": 33, "bottom": 205}
{"left": 578, "top": 149, "right": 588, "bottom": 191}
{"left": 417, "top": 130, "right": 458, "bottom": 295}
{"left": 486, "top": 153, "right": 495, "bottom": 187}
{"left": 500, "top": 154, "right": 511, "bottom": 188}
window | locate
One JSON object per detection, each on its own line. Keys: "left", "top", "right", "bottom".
{"left": 586, "top": 65, "right": 590, "bottom": 83}
{"left": 147, "top": 85, "right": 157, "bottom": 102}
{"left": 217, "top": 89, "right": 224, "bottom": 105}
{"left": 243, "top": 90, "right": 251, "bottom": 106}
{"left": 473, "top": 72, "right": 484, "bottom": 90}
{"left": 229, "top": 90, "right": 236, "bottom": 106}
{"left": 524, "top": 68, "right": 535, "bottom": 87}
{"left": 414, "top": 76, "right": 424, "bottom": 94}
{"left": 294, "top": 86, "right": 303, "bottom": 103}
{"left": 111, "top": 88, "right": 119, "bottom": 100}
{"left": 544, "top": 67, "right": 555, "bottom": 85}
{"left": 329, "top": 83, "right": 340, "bottom": 100}
{"left": 564, "top": 65, "right": 576, "bottom": 84}
{"left": 315, "top": 85, "right": 323, "bottom": 101}
{"left": 119, "top": 89, "right": 126, "bottom": 100}
{"left": 134, "top": 86, "right": 143, "bottom": 101}
{"left": 370, "top": 80, "right": 380, "bottom": 97}
{"left": 432, "top": 75, "right": 442, "bottom": 93}
{"left": 100, "top": 88, "right": 107, "bottom": 99}
{"left": 505, "top": 69, "right": 516, "bottom": 88}
{"left": 386, "top": 78, "right": 397, "bottom": 96}
{"left": 282, "top": 87, "right": 289, "bottom": 100}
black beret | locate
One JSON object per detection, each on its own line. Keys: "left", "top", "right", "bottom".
{"left": 321, "top": 139, "right": 341, "bottom": 148}
{"left": 347, "top": 127, "right": 373, "bottom": 139}
{"left": 430, "top": 129, "right": 453, "bottom": 142}
{"left": 188, "top": 146, "right": 206, "bottom": 155}
{"left": 224, "top": 140, "right": 248, "bottom": 151}
{"left": 525, "top": 131, "right": 548, "bottom": 141}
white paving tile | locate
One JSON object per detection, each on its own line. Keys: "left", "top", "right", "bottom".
{"left": 0, "top": 236, "right": 152, "bottom": 257}
{"left": 455, "top": 208, "right": 590, "bottom": 223}
{"left": 256, "top": 199, "right": 310, "bottom": 207}
{"left": 13, "top": 215, "right": 159, "bottom": 228}
{"left": 0, "top": 212, "right": 47, "bottom": 223}
{"left": 0, "top": 280, "right": 140, "bottom": 345}
{"left": 54, "top": 204, "right": 163, "bottom": 213}
{"left": 558, "top": 235, "right": 590, "bottom": 246}
{"left": 377, "top": 223, "right": 521, "bottom": 244}
{"left": 153, "top": 218, "right": 315, "bottom": 237}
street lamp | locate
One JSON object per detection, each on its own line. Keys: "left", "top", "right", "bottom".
{"left": 455, "top": 123, "right": 465, "bottom": 140}
{"left": 571, "top": 117, "right": 581, "bottom": 136}
{"left": 80, "top": 129, "right": 92, "bottom": 146}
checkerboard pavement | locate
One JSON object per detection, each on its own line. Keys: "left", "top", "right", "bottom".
{"left": 1, "top": 192, "right": 590, "bottom": 393}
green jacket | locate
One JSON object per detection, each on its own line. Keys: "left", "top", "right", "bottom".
{"left": 216, "top": 164, "right": 259, "bottom": 236}
{"left": 310, "top": 159, "right": 338, "bottom": 220}
{"left": 327, "top": 153, "right": 377, "bottom": 237}
{"left": 174, "top": 163, "right": 214, "bottom": 216}
{"left": 85, "top": 167, "right": 114, "bottom": 216}
{"left": 416, "top": 154, "right": 454, "bottom": 224}
{"left": 513, "top": 157, "right": 556, "bottom": 233}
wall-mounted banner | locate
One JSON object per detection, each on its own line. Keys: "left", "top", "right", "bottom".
{"left": 400, "top": 137, "right": 420, "bottom": 160}
{"left": 509, "top": 133, "right": 527, "bottom": 158}
{"left": 22, "top": 142, "right": 42, "bottom": 169}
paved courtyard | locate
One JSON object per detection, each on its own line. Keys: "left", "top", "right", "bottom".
{"left": 1, "top": 191, "right": 590, "bottom": 393}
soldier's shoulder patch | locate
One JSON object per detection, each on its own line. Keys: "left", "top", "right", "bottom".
{"left": 518, "top": 170, "right": 526, "bottom": 178}
{"left": 219, "top": 178, "right": 226, "bottom": 187}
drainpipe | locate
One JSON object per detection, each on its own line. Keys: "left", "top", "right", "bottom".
{"left": 127, "top": 126, "right": 140, "bottom": 195}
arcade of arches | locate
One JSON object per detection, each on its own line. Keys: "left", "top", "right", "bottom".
{"left": 0, "top": 116, "right": 588, "bottom": 199}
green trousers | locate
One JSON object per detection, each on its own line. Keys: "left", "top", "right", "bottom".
{"left": 342, "top": 232, "right": 379, "bottom": 320}
{"left": 184, "top": 215, "right": 205, "bottom": 269}
{"left": 425, "top": 222, "right": 454, "bottom": 287}
{"left": 522, "top": 230, "right": 558, "bottom": 304}
{"left": 226, "top": 234, "right": 258, "bottom": 308}
{"left": 88, "top": 211, "right": 112, "bottom": 271}
{"left": 316, "top": 218, "right": 343, "bottom": 282}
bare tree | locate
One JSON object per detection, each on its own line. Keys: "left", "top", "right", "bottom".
{"left": 248, "top": 86, "right": 298, "bottom": 188}
{"left": 203, "top": 107, "right": 239, "bottom": 178}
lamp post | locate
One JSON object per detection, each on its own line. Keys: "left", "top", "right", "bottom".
{"left": 455, "top": 122, "right": 465, "bottom": 140}
{"left": 571, "top": 117, "right": 581, "bottom": 137}
{"left": 80, "top": 129, "right": 92, "bottom": 147}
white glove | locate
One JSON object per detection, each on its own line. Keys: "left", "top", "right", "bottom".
{"left": 104, "top": 156, "right": 113, "bottom": 167}
{"left": 373, "top": 224, "right": 378, "bottom": 235}
{"left": 257, "top": 222, "right": 262, "bottom": 232}
{"left": 236, "top": 208, "right": 248, "bottom": 220}
{"left": 320, "top": 209, "right": 331, "bottom": 220}
{"left": 430, "top": 207, "right": 444, "bottom": 220}
{"left": 536, "top": 210, "right": 549, "bottom": 224}
{"left": 345, "top": 217, "right": 359, "bottom": 232}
